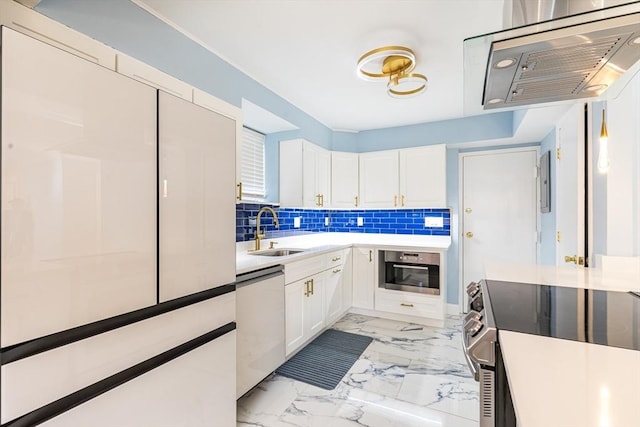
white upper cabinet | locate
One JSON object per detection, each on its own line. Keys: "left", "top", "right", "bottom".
{"left": 192, "top": 88, "right": 243, "bottom": 203}
{"left": 116, "top": 54, "right": 192, "bottom": 101}
{"left": 158, "top": 92, "right": 236, "bottom": 302}
{"left": 0, "top": 0, "right": 116, "bottom": 69}
{"left": 1, "top": 27, "right": 157, "bottom": 347}
{"left": 359, "top": 150, "right": 400, "bottom": 208}
{"left": 358, "top": 145, "right": 447, "bottom": 209}
{"left": 331, "top": 151, "right": 360, "bottom": 208}
{"left": 399, "top": 144, "right": 447, "bottom": 207}
{"left": 280, "top": 139, "right": 330, "bottom": 207}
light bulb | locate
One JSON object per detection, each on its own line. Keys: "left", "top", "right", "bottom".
{"left": 598, "top": 136, "right": 609, "bottom": 173}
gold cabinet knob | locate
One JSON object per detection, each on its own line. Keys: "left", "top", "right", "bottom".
{"left": 466, "top": 232, "right": 473, "bottom": 238}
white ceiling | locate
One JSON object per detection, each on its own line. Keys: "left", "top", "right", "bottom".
{"left": 134, "top": 0, "right": 506, "bottom": 132}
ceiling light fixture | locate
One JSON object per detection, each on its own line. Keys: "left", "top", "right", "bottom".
{"left": 357, "top": 46, "right": 427, "bottom": 98}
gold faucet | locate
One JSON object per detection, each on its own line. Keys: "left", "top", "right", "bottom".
{"left": 254, "top": 206, "right": 279, "bottom": 251}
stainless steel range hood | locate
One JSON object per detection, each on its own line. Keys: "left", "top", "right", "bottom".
{"left": 464, "top": 1, "right": 640, "bottom": 114}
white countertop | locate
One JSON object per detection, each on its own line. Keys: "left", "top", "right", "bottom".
{"left": 499, "top": 331, "right": 640, "bottom": 427}
{"left": 236, "top": 232, "right": 450, "bottom": 275}
{"left": 485, "top": 262, "right": 640, "bottom": 426}
{"left": 484, "top": 262, "right": 640, "bottom": 292}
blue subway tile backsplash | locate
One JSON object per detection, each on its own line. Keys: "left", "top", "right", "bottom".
{"left": 236, "top": 203, "right": 451, "bottom": 242}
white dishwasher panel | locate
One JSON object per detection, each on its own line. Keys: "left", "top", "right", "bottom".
{"left": 236, "top": 269, "right": 285, "bottom": 398}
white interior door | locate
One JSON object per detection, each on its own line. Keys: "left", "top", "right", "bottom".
{"left": 461, "top": 149, "right": 538, "bottom": 308}
{"left": 555, "top": 104, "right": 585, "bottom": 266}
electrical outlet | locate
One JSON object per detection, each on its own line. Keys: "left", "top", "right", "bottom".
{"left": 294, "top": 217, "right": 301, "bottom": 228}
{"left": 424, "top": 216, "right": 443, "bottom": 227}
{"left": 357, "top": 217, "right": 364, "bottom": 226}
{"left": 324, "top": 217, "right": 329, "bottom": 226}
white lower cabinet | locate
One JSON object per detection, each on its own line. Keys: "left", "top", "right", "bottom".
{"left": 352, "top": 247, "right": 376, "bottom": 310}
{"left": 284, "top": 249, "right": 349, "bottom": 356}
{"left": 324, "top": 267, "right": 343, "bottom": 325}
{"left": 42, "top": 331, "right": 236, "bottom": 427}
{"left": 285, "top": 274, "right": 324, "bottom": 356}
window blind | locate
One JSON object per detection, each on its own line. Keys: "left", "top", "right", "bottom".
{"left": 241, "top": 127, "right": 266, "bottom": 200}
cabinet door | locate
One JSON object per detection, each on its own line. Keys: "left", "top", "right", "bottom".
{"left": 324, "top": 267, "right": 343, "bottom": 325}
{"left": 400, "top": 144, "right": 447, "bottom": 207}
{"left": 302, "top": 142, "right": 318, "bottom": 207}
{"left": 192, "top": 88, "right": 243, "bottom": 203}
{"left": 279, "top": 139, "right": 303, "bottom": 207}
{"left": 285, "top": 280, "right": 306, "bottom": 356}
{"left": 1, "top": 27, "right": 157, "bottom": 347}
{"left": 341, "top": 249, "right": 354, "bottom": 312}
{"left": 159, "top": 92, "right": 236, "bottom": 302}
{"left": 116, "top": 54, "right": 192, "bottom": 101}
{"left": 359, "top": 151, "right": 399, "bottom": 208}
{"left": 352, "top": 247, "right": 376, "bottom": 310}
{"left": 315, "top": 147, "right": 331, "bottom": 207}
{"left": 42, "top": 332, "right": 236, "bottom": 427}
{"left": 305, "top": 275, "right": 325, "bottom": 337}
{"left": 331, "top": 152, "right": 359, "bottom": 208}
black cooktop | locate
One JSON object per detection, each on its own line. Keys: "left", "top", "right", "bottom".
{"left": 484, "top": 280, "right": 640, "bottom": 351}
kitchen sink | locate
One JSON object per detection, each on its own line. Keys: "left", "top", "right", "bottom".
{"left": 248, "top": 248, "right": 305, "bottom": 257}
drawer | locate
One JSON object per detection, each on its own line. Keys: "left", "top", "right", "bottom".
{"left": 326, "top": 249, "right": 347, "bottom": 270}
{"left": 285, "top": 255, "right": 326, "bottom": 284}
{"left": 1, "top": 293, "right": 235, "bottom": 423}
{"left": 375, "top": 290, "right": 443, "bottom": 319}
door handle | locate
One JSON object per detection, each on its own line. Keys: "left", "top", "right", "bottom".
{"left": 369, "top": 250, "right": 372, "bottom": 262}
{"left": 400, "top": 303, "right": 414, "bottom": 307}
{"left": 466, "top": 232, "right": 473, "bottom": 239}
{"left": 564, "top": 255, "right": 577, "bottom": 264}
{"left": 564, "top": 255, "right": 584, "bottom": 265}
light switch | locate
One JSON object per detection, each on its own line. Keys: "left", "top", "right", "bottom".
{"left": 424, "top": 216, "right": 443, "bottom": 227}
{"left": 294, "top": 217, "right": 301, "bottom": 228}
{"left": 357, "top": 217, "right": 364, "bottom": 226}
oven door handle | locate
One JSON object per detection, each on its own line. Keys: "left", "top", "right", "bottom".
{"left": 462, "top": 333, "right": 479, "bottom": 382}
{"left": 392, "top": 264, "right": 430, "bottom": 270}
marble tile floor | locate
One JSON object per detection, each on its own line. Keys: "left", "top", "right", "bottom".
{"left": 237, "top": 313, "right": 479, "bottom": 427}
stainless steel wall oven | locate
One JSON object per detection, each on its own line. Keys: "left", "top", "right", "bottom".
{"left": 378, "top": 250, "right": 440, "bottom": 295}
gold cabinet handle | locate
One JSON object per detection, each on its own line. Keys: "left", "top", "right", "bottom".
{"left": 564, "top": 255, "right": 577, "bottom": 264}
{"left": 331, "top": 256, "right": 341, "bottom": 262}
{"left": 355, "top": 196, "right": 359, "bottom": 207}
{"left": 310, "top": 278, "right": 314, "bottom": 296}
{"left": 400, "top": 303, "right": 414, "bottom": 307}
{"left": 393, "top": 195, "right": 398, "bottom": 207}
{"left": 332, "top": 268, "right": 342, "bottom": 274}
{"left": 236, "top": 182, "right": 242, "bottom": 200}
{"left": 304, "top": 280, "right": 311, "bottom": 297}
{"left": 466, "top": 232, "right": 474, "bottom": 239}
{"left": 369, "top": 250, "right": 372, "bottom": 262}
{"left": 320, "top": 194, "right": 324, "bottom": 206}
{"left": 401, "top": 195, "right": 405, "bottom": 207}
